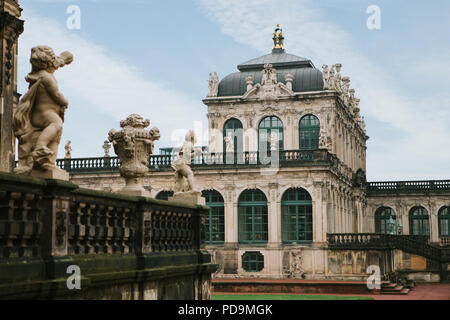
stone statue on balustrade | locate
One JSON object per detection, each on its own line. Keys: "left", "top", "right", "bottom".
{"left": 102, "top": 140, "right": 111, "bottom": 157}
{"left": 169, "top": 130, "right": 205, "bottom": 205}
{"left": 268, "top": 131, "right": 280, "bottom": 151}
{"left": 13, "top": 46, "right": 73, "bottom": 180}
{"left": 108, "top": 114, "right": 160, "bottom": 197}
{"left": 64, "top": 140, "right": 72, "bottom": 159}
{"left": 224, "top": 131, "right": 234, "bottom": 153}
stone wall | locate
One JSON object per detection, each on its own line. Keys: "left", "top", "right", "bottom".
{"left": 0, "top": 171, "right": 217, "bottom": 299}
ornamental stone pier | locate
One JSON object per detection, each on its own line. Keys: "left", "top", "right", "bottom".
{"left": 0, "top": 0, "right": 24, "bottom": 172}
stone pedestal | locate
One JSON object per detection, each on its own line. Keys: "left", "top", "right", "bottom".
{"left": 120, "top": 186, "right": 151, "bottom": 197}
{"left": 169, "top": 191, "right": 205, "bottom": 205}
{"left": 31, "top": 168, "right": 69, "bottom": 181}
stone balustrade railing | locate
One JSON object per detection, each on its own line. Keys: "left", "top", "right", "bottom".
{"left": 327, "top": 233, "right": 449, "bottom": 263}
{"left": 367, "top": 180, "right": 450, "bottom": 194}
{"left": 54, "top": 149, "right": 332, "bottom": 174}
{"left": 0, "top": 171, "right": 215, "bottom": 299}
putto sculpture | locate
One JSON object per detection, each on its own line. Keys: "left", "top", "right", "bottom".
{"left": 13, "top": 45, "right": 73, "bottom": 179}
{"left": 170, "top": 130, "right": 205, "bottom": 204}
{"left": 108, "top": 114, "right": 160, "bottom": 196}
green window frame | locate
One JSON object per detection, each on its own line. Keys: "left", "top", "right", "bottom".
{"left": 375, "top": 207, "right": 396, "bottom": 234}
{"left": 258, "top": 116, "right": 284, "bottom": 151}
{"left": 281, "top": 188, "right": 313, "bottom": 243}
{"left": 155, "top": 190, "right": 173, "bottom": 201}
{"left": 409, "top": 206, "right": 430, "bottom": 236}
{"left": 242, "top": 251, "right": 264, "bottom": 272}
{"left": 238, "top": 189, "right": 268, "bottom": 244}
{"left": 223, "top": 118, "right": 243, "bottom": 154}
{"left": 202, "top": 190, "right": 225, "bottom": 244}
{"left": 299, "top": 114, "right": 320, "bottom": 150}
{"left": 438, "top": 206, "right": 450, "bottom": 237}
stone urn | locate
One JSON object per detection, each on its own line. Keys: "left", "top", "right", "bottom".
{"left": 108, "top": 114, "right": 160, "bottom": 196}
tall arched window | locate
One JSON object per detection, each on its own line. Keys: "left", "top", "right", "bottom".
{"left": 299, "top": 114, "right": 320, "bottom": 150}
{"left": 374, "top": 207, "right": 396, "bottom": 234}
{"left": 258, "top": 116, "right": 284, "bottom": 151}
{"left": 155, "top": 190, "right": 173, "bottom": 201}
{"left": 238, "top": 189, "right": 268, "bottom": 244}
{"left": 223, "top": 118, "right": 243, "bottom": 154}
{"left": 202, "top": 190, "right": 225, "bottom": 244}
{"left": 409, "top": 206, "right": 429, "bottom": 236}
{"left": 438, "top": 206, "right": 450, "bottom": 237}
{"left": 281, "top": 188, "right": 313, "bottom": 243}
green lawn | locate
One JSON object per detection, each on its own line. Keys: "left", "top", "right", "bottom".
{"left": 212, "top": 294, "right": 373, "bottom": 300}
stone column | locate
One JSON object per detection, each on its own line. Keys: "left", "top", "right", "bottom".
{"left": 0, "top": 2, "right": 24, "bottom": 172}
{"left": 401, "top": 205, "right": 409, "bottom": 235}
{"left": 429, "top": 203, "right": 439, "bottom": 243}
{"left": 224, "top": 187, "right": 237, "bottom": 245}
{"left": 313, "top": 182, "right": 325, "bottom": 243}
{"left": 269, "top": 184, "right": 281, "bottom": 248}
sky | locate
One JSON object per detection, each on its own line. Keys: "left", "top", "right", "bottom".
{"left": 16, "top": 0, "right": 450, "bottom": 181}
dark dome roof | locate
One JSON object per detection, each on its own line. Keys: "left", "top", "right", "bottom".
{"left": 218, "top": 49, "right": 324, "bottom": 97}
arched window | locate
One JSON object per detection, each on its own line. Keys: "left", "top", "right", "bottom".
{"left": 409, "top": 206, "right": 429, "bottom": 236}
{"left": 258, "top": 116, "right": 284, "bottom": 151}
{"left": 238, "top": 189, "right": 268, "bottom": 244}
{"left": 202, "top": 190, "right": 225, "bottom": 244}
{"left": 155, "top": 190, "right": 173, "bottom": 201}
{"left": 374, "top": 207, "right": 396, "bottom": 234}
{"left": 438, "top": 206, "right": 450, "bottom": 237}
{"left": 281, "top": 188, "right": 313, "bottom": 243}
{"left": 299, "top": 115, "right": 320, "bottom": 150}
{"left": 223, "top": 118, "right": 243, "bottom": 154}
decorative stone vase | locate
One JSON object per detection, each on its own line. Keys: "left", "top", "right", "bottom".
{"left": 108, "top": 114, "right": 160, "bottom": 197}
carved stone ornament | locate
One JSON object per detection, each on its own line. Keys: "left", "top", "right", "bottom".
{"left": 64, "top": 140, "right": 72, "bottom": 159}
{"left": 289, "top": 250, "right": 305, "bottom": 278}
{"left": 207, "top": 72, "right": 219, "bottom": 97}
{"left": 108, "top": 114, "right": 160, "bottom": 197}
{"left": 242, "top": 64, "right": 294, "bottom": 101}
{"left": 13, "top": 46, "right": 73, "bottom": 180}
{"left": 169, "top": 130, "right": 205, "bottom": 205}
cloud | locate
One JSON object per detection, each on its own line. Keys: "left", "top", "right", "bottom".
{"left": 18, "top": 10, "right": 208, "bottom": 157}
{"left": 197, "top": 0, "right": 450, "bottom": 180}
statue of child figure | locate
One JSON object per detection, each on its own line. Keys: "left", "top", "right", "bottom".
{"left": 172, "top": 130, "right": 202, "bottom": 193}
{"left": 13, "top": 45, "right": 73, "bottom": 177}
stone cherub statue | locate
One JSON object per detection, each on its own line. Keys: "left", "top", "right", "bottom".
{"left": 172, "top": 130, "right": 199, "bottom": 193}
{"left": 13, "top": 45, "right": 73, "bottom": 179}
{"left": 170, "top": 130, "right": 204, "bottom": 205}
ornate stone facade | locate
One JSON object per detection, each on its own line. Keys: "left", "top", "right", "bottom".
{"left": 0, "top": 0, "right": 24, "bottom": 172}
{"left": 65, "top": 26, "right": 449, "bottom": 280}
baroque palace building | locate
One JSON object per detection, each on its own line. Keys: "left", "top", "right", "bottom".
{"left": 6, "top": 22, "right": 449, "bottom": 280}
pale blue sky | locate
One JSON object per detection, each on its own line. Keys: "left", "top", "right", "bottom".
{"left": 18, "top": 0, "right": 450, "bottom": 180}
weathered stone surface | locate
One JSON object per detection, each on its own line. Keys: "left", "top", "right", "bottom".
{"left": 170, "top": 190, "right": 206, "bottom": 205}
{"left": 13, "top": 46, "right": 73, "bottom": 180}
{"left": 108, "top": 114, "right": 160, "bottom": 197}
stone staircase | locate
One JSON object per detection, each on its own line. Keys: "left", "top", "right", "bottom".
{"left": 380, "top": 281, "right": 413, "bottom": 295}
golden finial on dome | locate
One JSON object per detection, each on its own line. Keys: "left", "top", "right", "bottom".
{"left": 273, "top": 24, "right": 284, "bottom": 51}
